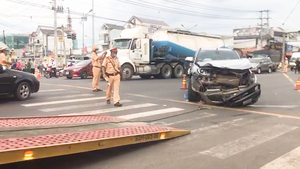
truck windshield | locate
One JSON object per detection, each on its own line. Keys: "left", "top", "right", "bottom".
{"left": 113, "top": 39, "right": 132, "bottom": 49}
{"left": 197, "top": 50, "right": 240, "bottom": 62}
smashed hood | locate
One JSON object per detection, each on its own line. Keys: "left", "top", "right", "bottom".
{"left": 197, "top": 59, "right": 252, "bottom": 70}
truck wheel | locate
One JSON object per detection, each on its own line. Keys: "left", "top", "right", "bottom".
{"left": 160, "top": 64, "right": 172, "bottom": 79}
{"left": 140, "top": 75, "right": 152, "bottom": 79}
{"left": 121, "top": 64, "right": 133, "bottom": 80}
{"left": 172, "top": 64, "right": 184, "bottom": 78}
{"left": 188, "top": 77, "right": 201, "bottom": 102}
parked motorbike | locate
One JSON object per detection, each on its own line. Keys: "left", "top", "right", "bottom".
{"left": 44, "top": 66, "right": 59, "bottom": 79}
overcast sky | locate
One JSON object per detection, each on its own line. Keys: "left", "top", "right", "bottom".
{"left": 1, "top": 0, "right": 300, "bottom": 48}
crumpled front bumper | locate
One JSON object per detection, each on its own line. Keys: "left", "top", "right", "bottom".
{"left": 194, "top": 82, "right": 261, "bottom": 107}
{"left": 222, "top": 83, "right": 261, "bottom": 107}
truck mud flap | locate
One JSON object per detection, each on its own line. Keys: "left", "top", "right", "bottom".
{"left": 0, "top": 115, "right": 190, "bottom": 165}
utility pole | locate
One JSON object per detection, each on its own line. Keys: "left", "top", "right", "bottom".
{"left": 258, "top": 10, "right": 270, "bottom": 48}
{"left": 82, "top": 13, "right": 85, "bottom": 53}
{"left": 266, "top": 10, "right": 270, "bottom": 35}
{"left": 53, "top": 0, "right": 58, "bottom": 58}
{"left": 282, "top": 34, "right": 285, "bottom": 70}
{"left": 92, "top": 0, "right": 95, "bottom": 46}
{"left": 80, "top": 9, "right": 92, "bottom": 55}
{"left": 260, "top": 10, "right": 263, "bottom": 48}
{"left": 2, "top": 30, "right": 6, "bottom": 44}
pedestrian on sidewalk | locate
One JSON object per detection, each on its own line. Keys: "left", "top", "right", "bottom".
{"left": 102, "top": 47, "right": 122, "bottom": 107}
{"left": 91, "top": 45, "right": 106, "bottom": 92}
{"left": 283, "top": 57, "right": 288, "bottom": 74}
{"left": 30, "top": 58, "right": 35, "bottom": 74}
{"left": 26, "top": 59, "right": 32, "bottom": 73}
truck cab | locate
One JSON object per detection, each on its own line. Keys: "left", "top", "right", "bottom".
{"left": 112, "top": 37, "right": 152, "bottom": 80}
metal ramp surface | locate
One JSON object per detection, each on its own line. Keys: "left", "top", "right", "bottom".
{"left": 0, "top": 115, "right": 190, "bottom": 165}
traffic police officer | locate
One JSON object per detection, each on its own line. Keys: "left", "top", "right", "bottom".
{"left": 0, "top": 47, "right": 11, "bottom": 67}
{"left": 102, "top": 47, "right": 122, "bottom": 107}
{"left": 91, "top": 45, "right": 104, "bottom": 92}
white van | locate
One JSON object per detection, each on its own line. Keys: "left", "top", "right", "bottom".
{"left": 289, "top": 52, "right": 300, "bottom": 70}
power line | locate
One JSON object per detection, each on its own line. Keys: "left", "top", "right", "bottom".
{"left": 282, "top": 0, "right": 300, "bottom": 25}
{"left": 116, "top": 0, "right": 258, "bottom": 20}
{"left": 163, "top": 0, "right": 259, "bottom": 13}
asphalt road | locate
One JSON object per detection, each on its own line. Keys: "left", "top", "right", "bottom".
{"left": 1, "top": 71, "right": 300, "bottom": 169}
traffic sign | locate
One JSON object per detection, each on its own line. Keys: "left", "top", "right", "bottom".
{"left": 58, "top": 37, "right": 64, "bottom": 42}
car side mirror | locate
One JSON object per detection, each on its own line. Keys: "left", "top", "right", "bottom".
{"left": 185, "top": 56, "right": 194, "bottom": 62}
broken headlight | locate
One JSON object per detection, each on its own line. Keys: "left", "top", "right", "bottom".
{"left": 249, "top": 70, "right": 257, "bottom": 83}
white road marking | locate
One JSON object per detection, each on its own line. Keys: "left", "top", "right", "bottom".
{"left": 117, "top": 107, "right": 183, "bottom": 120}
{"left": 261, "top": 146, "right": 300, "bottom": 169}
{"left": 167, "top": 113, "right": 217, "bottom": 126}
{"left": 249, "top": 105, "right": 299, "bottom": 108}
{"left": 39, "top": 89, "right": 65, "bottom": 92}
{"left": 21, "top": 97, "right": 106, "bottom": 107}
{"left": 168, "top": 118, "right": 254, "bottom": 146}
{"left": 40, "top": 100, "right": 133, "bottom": 112}
{"left": 46, "top": 93, "right": 95, "bottom": 100}
{"left": 191, "top": 118, "right": 250, "bottom": 133}
{"left": 41, "top": 91, "right": 81, "bottom": 96}
{"left": 60, "top": 103, "right": 158, "bottom": 116}
{"left": 200, "top": 124, "right": 298, "bottom": 159}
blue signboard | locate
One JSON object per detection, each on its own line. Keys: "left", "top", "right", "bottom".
{"left": 286, "top": 44, "right": 293, "bottom": 52}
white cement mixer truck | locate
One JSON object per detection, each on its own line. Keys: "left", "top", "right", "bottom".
{"left": 112, "top": 27, "right": 232, "bottom": 80}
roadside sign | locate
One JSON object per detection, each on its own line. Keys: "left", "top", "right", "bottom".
{"left": 58, "top": 37, "right": 64, "bottom": 42}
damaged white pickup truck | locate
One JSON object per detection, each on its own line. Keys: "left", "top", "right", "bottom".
{"left": 185, "top": 48, "right": 261, "bottom": 107}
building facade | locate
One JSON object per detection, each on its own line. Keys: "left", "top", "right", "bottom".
{"left": 99, "top": 23, "right": 124, "bottom": 50}
{"left": 33, "top": 26, "right": 73, "bottom": 57}
{"left": 124, "top": 16, "right": 170, "bottom": 36}
{"left": 232, "top": 26, "right": 300, "bottom": 56}
{"left": 0, "top": 34, "right": 29, "bottom": 50}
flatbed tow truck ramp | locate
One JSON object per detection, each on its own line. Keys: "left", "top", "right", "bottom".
{"left": 0, "top": 115, "right": 190, "bottom": 165}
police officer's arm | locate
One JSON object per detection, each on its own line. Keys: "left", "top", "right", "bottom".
{"left": 99, "top": 51, "right": 107, "bottom": 60}
{"left": 117, "top": 58, "right": 121, "bottom": 72}
{"left": 0, "top": 54, "right": 11, "bottom": 65}
{"left": 102, "top": 57, "right": 107, "bottom": 78}
{"left": 92, "top": 52, "right": 98, "bottom": 61}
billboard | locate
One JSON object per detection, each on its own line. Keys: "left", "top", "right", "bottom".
{"left": 269, "top": 42, "right": 293, "bottom": 51}
{"left": 233, "top": 27, "right": 269, "bottom": 40}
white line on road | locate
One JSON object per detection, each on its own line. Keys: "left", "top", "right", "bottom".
{"left": 60, "top": 103, "right": 158, "bottom": 116}
{"left": 191, "top": 118, "right": 250, "bottom": 133}
{"left": 249, "top": 105, "right": 299, "bottom": 108}
{"left": 40, "top": 100, "right": 133, "bottom": 112}
{"left": 46, "top": 93, "right": 96, "bottom": 100}
{"left": 117, "top": 107, "right": 183, "bottom": 120}
{"left": 200, "top": 124, "right": 298, "bottom": 159}
{"left": 261, "top": 146, "right": 300, "bottom": 169}
{"left": 39, "top": 89, "right": 65, "bottom": 92}
{"left": 21, "top": 97, "right": 106, "bottom": 107}
{"left": 167, "top": 118, "right": 255, "bottom": 146}
{"left": 167, "top": 113, "right": 217, "bottom": 126}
